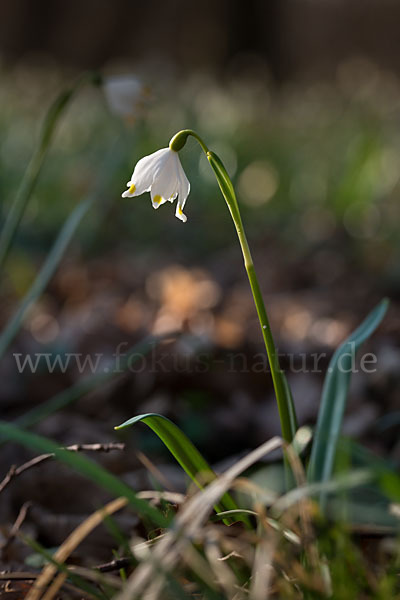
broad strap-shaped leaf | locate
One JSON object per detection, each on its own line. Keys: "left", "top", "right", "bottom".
{"left": 307, "top": 299, "right": 389, "bottom": 491}
{"left": 115, "top": 413, "right": 240, "bottom": 518}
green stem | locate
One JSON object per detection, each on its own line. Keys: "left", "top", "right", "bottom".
{"left": 172, "top": 131, "right": 297, "bottom": 443}
{"left": 221, "top": 184, "right": 294, "bottom": 443}
{"left": 0, "top": 71, "right": 101, "bottom": 274}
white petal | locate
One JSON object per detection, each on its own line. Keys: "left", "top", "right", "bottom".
{"left": 174, "top": 155, "right": 190, "bottom": 222}
{"left": 175, "top": 204, "right": 188, "bottom": 222}
{"left": 122, "top": 188, "right": 135, "bottom": 198}
{"left": 150, "top": 152, "right": 179, "bottom": 208}
{"left": 122, "top": 148, "right": 170, "bottom": 197}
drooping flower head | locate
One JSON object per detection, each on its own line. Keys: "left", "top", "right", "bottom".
{"left": 122, "top": 145, "right": 190, "bottom": 222}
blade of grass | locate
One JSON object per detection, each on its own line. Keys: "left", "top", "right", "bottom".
{"left": 0, "top": 72, "right": 100, "bottom": 273}
{"left": 115, "top": 413, "right": 240, "bottom": 519}
{"left": 307, "top": 299, "right": 389, "bottom": 503}
{"left": 0, "top": 421, "right": 168, "bottom": 528}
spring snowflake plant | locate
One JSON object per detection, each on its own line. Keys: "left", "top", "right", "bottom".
{"left": 121, "top": 130, "right": 296, "bottom": 443}
{"left": 119, "top": 129, "right": 389, "bottom": 513}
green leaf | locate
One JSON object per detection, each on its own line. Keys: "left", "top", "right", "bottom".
{"left": 115, "top": 413, "right": 241, "bottom": 520}
{"left": 307, "top": 299, "right": 389, "bottom": 496}
{"left": 0, "top": 421, "right": 168, "bottom": 528}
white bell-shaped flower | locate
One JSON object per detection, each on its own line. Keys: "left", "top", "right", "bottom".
{"left": 122, "top": 148, "right": 190, "bottom": 222}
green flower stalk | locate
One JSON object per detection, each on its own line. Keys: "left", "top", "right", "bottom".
{"left": 122, "top": 129, "right": 298, "bottom": 442}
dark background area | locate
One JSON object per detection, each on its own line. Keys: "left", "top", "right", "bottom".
{"left": 2, "top": 0, "right": 400, "bottom": 81}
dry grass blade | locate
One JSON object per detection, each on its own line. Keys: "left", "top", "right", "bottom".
{"left": 284, "top": 444, "right": 320, "bottom": 571}
{"left": 204, "top": 530, "right": 240, "bottom": 599}
{"left": 249, "top": 509, "right": 277, "bottom": 600}
{"left": 136, "top": 451, "right": 177, "bottom": 491}
{"left": 41, "top": 574, "right": 68, "bottom": 600}
{"left": 26, "top": 496, "right": 128, "bottom": 600}
{"left": 70, "top": 565, "right": 124, "bottom": 589}
{"left": 181, "top": 543, "right": 220, "bottom": 591}
{"left": 115, "top": 436, "right": 283, "bottom": 600}
{"left": 136, "top": 490, "right": 185, "bottom": 504}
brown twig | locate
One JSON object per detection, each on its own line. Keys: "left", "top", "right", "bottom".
{"left": 0, "top": 573, "right": 93, "bottom": 599}
{"left": 0, "top": 442, "right": 125, "bottom": 495}
{"left": 0, "top": 573, "right": 38, "bottom": 581}
{"left": 94, "top": 557, "right": 134, "bottom": 573}
{"left": 1, "top": 501, "right": 32, "bottom": 554}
